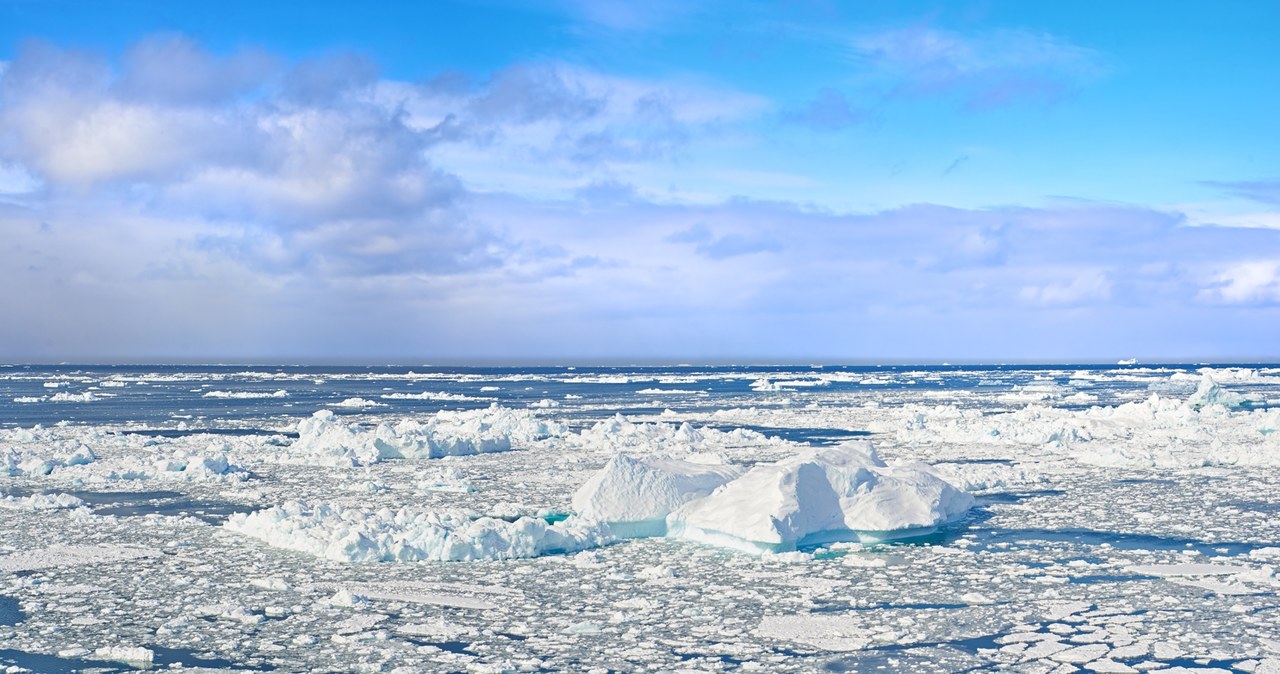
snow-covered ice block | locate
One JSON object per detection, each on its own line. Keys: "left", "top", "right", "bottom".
{"left": 0, "top": 492, "right": 85, "bottom": 510}
{"left": 563, "top": 414, "right": 783, "bottom": 458}
{"left": 667, "top": 441, "right": 974, "bottom": 553}
{"left": 572, "top": 454, "right": 744, "bottom": 537}
{"left": 224, "top": 500, "right": 608, "bottom": 562}
{"left": 283, "top": 405, "right": 565, "bottom": 466}
{"left": 1187, "top": 373, "right": 1254, "bottom": 409}
{"left": 94, "top": 646, "right": 154, "bottom": 666}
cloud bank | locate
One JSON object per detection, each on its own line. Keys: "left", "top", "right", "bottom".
{"left": 0, "top": 34, "right": 1276, "bottom": 362}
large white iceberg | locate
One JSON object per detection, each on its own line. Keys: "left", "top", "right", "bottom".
{"left": 571, "top": 454, "right": 744, "bottom": 538}
{"left": 666, "top": 442, "right": 974, "bottom": 553}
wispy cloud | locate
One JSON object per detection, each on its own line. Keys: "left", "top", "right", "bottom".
{"left": 850, "top": 25, "right": 1104, "bottom": 108}
{"left": 556, "top": 0, "right": 706, "bottom": 32}
{"left": 1203, "top": 178, "right": 1280, "bottom": 206}
{"left": 1019, "top": 270, "right": 1112, "bottom": 307}
{"left": 781, "top": 87, "right": 869, "bottom": 131}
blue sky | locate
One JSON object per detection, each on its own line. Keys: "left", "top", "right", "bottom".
{"left": 0, "top": 1, "right": 1277, "bottom": 362}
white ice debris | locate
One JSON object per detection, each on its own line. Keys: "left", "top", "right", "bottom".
{"left": 379, "top": 391, "right": 488, "bottom": 401}
{"left": 224, "top": 500, "right": 607, "bottom": 562}
{"left": 99, "top": 447, "right": 246, "bottom": 482}
{"left": 876, "top": 369, "right": 1280, "bottom": 469}
{"left": 282, "top": 405, "right": 565, "bottom": 466}
{"left": 332, "top": 397, "right": 385, "bottom": 408}
{"left": 48, "top": 391, "right": 109, "bottom": 402}
{"left": 667, "top": 441, "right": 974, "bottom": 553}
{"left": 0, "top": 492, "right": 85, "bottom": 510}
{"left": 94, "top": 646, "right": 154, "bottom": 666}
{"left": 562, "top": 414, "right": 784, "bottom": 459}
{"left": 1, "top": 438, "right": 97, "bottom": 478}
{"left": 202, "top": 389, "right": 289, "bottom": 399}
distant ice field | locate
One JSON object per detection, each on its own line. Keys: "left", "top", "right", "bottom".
{"left": 2, "top": 363, "right": 1280, "bottom": 673}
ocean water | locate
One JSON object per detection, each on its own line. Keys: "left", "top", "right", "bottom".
{"left": 4, "top": 362, "right": 1270, "bottom": 429}
{"left": 2, "top": 362, "right": 1280, "bottom": 673}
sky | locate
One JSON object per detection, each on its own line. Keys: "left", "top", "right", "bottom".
{"left": 0, "top": 0, "right": 1277, "bottom": 363}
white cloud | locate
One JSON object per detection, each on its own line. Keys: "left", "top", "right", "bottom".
{"left": 0, "top": 160, "right": 40, "bottom": 195}
{"left": 1019, "top": 271, "right": 1113, "bottom": 307}
{"left": 1198, "top": 261, "right": 1280, "bottom": 305}
{"left": 0, "top": 35, "right": 1276, "bottom": 361}
{"left": 380, "top": 63, "right": 769, "bottom": 201}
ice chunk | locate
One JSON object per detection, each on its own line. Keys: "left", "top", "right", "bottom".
{"left": 572, "top": 454, "right": 744, "bottom": 537}
{"left": 667, "top": 441, "right": 974, "bottom": 553}
{"left": 333, "top": 397, "right": 385, "bottom": 408}
{"left": 0, "top": 493, "right": 86, "bottom": 510}
{"left": 1187, "top": 373, "right": 1253, "bottom": 409}
{"left": 224, "top": 500, "right": 608, "bottom": 562}
{"left": 94, "top": 646, "right": 154, "bottom": 666}
{"left": 283, "top": 405, "right": 565, "bottom": 467}
{"left": 564, "top": 414, "right": 784, "bottom": 458}
{"left": 48, "top": 391, "right": 109, "bottom": 402}
{"left": 202, "top": 389, "right": 288, "bottom": 399}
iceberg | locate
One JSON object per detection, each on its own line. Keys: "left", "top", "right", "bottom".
{"left": 570, "top": 441, "right": 973, "bottom": 554}
{"left": 666, "top": 442, "right": 974, "bottom": 553}
{"left": 571, "top": 454, "right": 744, "bottom": 538}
